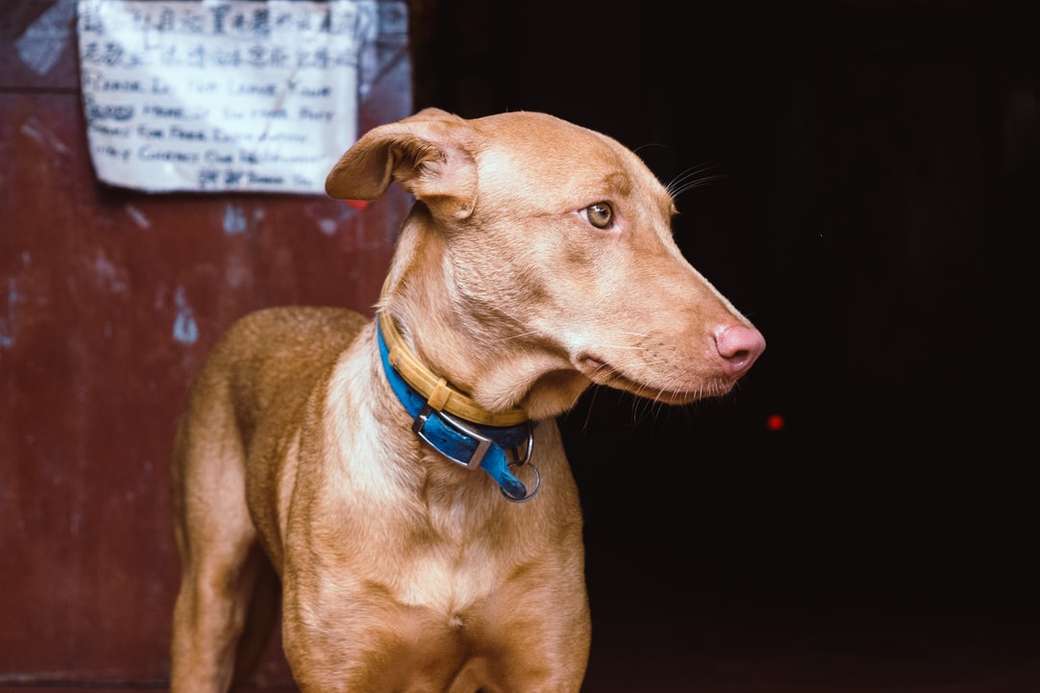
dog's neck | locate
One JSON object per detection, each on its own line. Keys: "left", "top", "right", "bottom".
{"left": 379, "top": 207, "right": 589, "bottom": 420}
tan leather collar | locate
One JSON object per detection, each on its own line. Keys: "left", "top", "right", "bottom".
{"left": 377, "top": 312, "right": 529, "bottom": 427}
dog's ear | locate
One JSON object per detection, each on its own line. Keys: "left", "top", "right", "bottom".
{"left": 325, "top": 108, "right": 477, "bottom": 220}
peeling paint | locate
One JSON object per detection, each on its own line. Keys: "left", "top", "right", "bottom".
{"left": 305, "top": 201, "right": 354, "bottom": 238}
{"left": 15, "top": 0, "right": 76, "bottom": 76}
{"left": 125, "top": 205, "right": 151, "bottom": 230}
{"left": 20, "top": 117, "right": 70, "bottom": 155}
{"left": 318, "top": 218, "right": 338, "bottom": 236}
{"left": 20, "top": 122, "right": 45, "bottom": 144}
{"left": 223, "top": 205, "right": 247, "bottom": 235}
{"left": 94, "top": 253, "right": 128, "bottom": 293}
{"left": 1, "top": 278, "right": 19, "bottom": 349}
{"left": 172, "top": 286, "right": 199, "bottom": 345}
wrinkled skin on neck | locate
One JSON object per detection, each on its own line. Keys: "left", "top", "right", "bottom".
{"left": 380, "top": 112, "right": 759, "bottom": 421}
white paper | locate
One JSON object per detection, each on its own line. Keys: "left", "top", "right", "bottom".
{"left": 77, "top": 0, "right": 386, "bottom": 194}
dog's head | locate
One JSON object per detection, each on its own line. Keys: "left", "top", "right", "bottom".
{"left": 327, "top": 109, "right": 764, "bottom": 419}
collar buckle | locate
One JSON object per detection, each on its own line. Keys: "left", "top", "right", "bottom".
{"left": 412, "top": 405, "right": 492, "bottom": 470}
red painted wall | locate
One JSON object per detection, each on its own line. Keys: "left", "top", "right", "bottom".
{"left": 0, "top": 1, "right": 412, "bottom": 685}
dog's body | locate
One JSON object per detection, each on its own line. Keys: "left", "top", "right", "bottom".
{"left": 170, "top": 110, "right": 764, "bottom": 692}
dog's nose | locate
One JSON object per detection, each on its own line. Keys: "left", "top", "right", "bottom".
{"left": 714, "top": 324, "right": 765, "bottom": 376}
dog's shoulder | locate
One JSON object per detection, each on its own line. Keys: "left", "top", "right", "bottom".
{"left": 223, "top": 304, "right": 367, "bottom": 375}
{"left": 225, "top": 306, "right": 368, "bottom": 349}
{"left": 194, "top": 306, "right": 370, "bottom": 425}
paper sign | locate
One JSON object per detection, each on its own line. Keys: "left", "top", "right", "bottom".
{"left": 77, "top": 0, "right": 401, "bottom": 194}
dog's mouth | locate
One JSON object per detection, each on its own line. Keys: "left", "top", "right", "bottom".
{"left": 575, "top": 355, "right": 733, "bottom": 405}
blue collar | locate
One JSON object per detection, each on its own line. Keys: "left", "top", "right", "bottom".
{"left": 376, "top": 317, "right": 540, "bottom": 502}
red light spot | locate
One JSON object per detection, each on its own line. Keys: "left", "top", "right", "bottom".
{"left": 766, "top": 414, "right": 784, "bottom": 431}
{"left": 345, "top": 199, "right": 369, "bottom": 210}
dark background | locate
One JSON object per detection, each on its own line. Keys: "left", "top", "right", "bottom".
{"left": 2, "top": 0, "right": 1034, "bottom": 690}
{"left": 414, "top": 1, "right": 1035, "bottom": 690}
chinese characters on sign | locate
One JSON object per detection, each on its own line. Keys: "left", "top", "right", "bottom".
{"left": 77, "top": 1, "right": 401, "bottom": 194}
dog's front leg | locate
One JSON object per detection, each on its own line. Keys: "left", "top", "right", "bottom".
{"left": 472, "top": 548, "right": 592, "bottom": 693}
{"left": 280, "top": 585, "right": 382, "bottom": 693}
{"left": 495, "top": 594, "right": 591, "bottom": 691}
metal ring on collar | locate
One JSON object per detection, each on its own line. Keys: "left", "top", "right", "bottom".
{"left": 500, "top": 461, "right": 542, "bottom": 503}
{"left": 512, "top": 426, "right": 535, "bottom": 467}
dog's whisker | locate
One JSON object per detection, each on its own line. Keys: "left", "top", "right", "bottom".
{"left": 666, "top": 166, "right": 719, "bottom": 197}
{"left": 671, "top": 181, "right": 724, "bottom": 199}
{"left": 671, "top": 174, "right": 728, "bottom": 198}
{"left": 671, "top": 168, "right": 723, "bottom": 187}
{"left": 665, "top": 163, "right": 717, "bottom": 195}
{"left": 653, "top": 384, "right": 666, "bottom": 408}
{"left": 490, "top": 329, "right": 542, "bottom": 343}
{"left": 633, "top": 142, "right": 669, "bottom": 157}
{"left": 671, "top": 181, "right": 721, "bottom": 198}
{"left": 672, "top": 179, "right": 722, "bottom": 196}
{"left": 582, "top": 386, "right": 601, "bottom": 433}
{"left": 633, "top": 382, "right": 656, "bottom": 424}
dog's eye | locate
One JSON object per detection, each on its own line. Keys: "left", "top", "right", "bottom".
{"left": 583, "top": 202, "right": 614, "bottom": 229}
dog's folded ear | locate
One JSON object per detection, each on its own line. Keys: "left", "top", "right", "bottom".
{"left": 325, "top": 108, "right": 478, "bottom": 220}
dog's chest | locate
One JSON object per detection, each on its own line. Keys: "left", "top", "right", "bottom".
{"left": 394, "top": 540, "right": 500, "bottom": 615}
{"left": 394, "top": 499, "right": 507, "bottom": 613}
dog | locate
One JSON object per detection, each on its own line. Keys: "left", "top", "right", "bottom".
{"left": 169, "top": 108, "right": 765, "bottom": 692}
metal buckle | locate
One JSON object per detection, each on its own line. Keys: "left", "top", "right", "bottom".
{"left": 413, "top": 407, "right": 541, "bottom": 501}
{"left": 413, "top": 406, "right": 491, "bottom": 470}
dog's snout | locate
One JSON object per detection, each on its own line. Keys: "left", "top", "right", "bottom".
{"left": 714, "top": 324, "right": 765, "bottom": 376}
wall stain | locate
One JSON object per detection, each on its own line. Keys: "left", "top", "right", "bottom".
{"left": 125, "top": 205, "right": 151, "bottom": 230}
{"left": 223, "top": 205, "right": 247, "bottom": 235}
{"left": 1, "top": 278, "right": 20, "bottom": 349}
{"left": 172, "top": 286, "right": 198, "bottom": 345}
{"left": 94, "top": 252, "right": 128, "bottom": 293}
{"left": 15, "top": 0, "right": 76, "bottom": 76}
{"left": 20, "top": 117, "right": 70, "bottom": 155}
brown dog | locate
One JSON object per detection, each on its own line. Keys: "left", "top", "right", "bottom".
{"left": 169, "top": 109, "right": 764, "bottom": 692}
